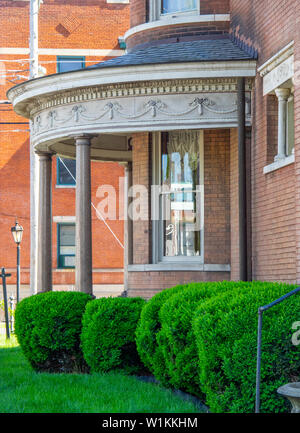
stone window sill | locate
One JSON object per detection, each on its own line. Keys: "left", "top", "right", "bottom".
{"left": 263, "top": 154, "right": 295, "bottom": 174}
{"left": 55, "top": 184, "right": 76, "bottom": 189}
{"left": 128, "top": 264, "right": 230, "bottom": 272}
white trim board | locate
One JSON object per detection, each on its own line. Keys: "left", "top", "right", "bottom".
{"left": 0, "top": 47, "right": 124, "bottom": 56}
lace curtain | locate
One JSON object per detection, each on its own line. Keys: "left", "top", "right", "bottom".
{"left": 161, "top": 0, "right": 197, "bottom": 14}
{"left": 167, "top": 130, "right": 199, "bottom": 171}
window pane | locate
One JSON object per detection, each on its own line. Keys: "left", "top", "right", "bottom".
{"left": 58, "top": 224, "right": 75, "bottom": 268}
{"left": 59, "top": 225, "right": 75, "bottom": 247}
{"left": 57, "top": 158, "right": 76, "bottom": 185}
{"left": 161, "top": 0, "right": 197, "bottom": 14}
{"left": 161, "top": 131, "right": 201, "bottom": 258}
{"left": 57, "top": 56, "right": 85, "bottom": 73}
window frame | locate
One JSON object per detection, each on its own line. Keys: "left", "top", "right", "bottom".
{"left": 160, "top": 0, "right": 199, "bottom": 18}
{"left": 150, "top": 0, "right": 200, "bottom": 21}
{"left": 56, "top": 157, "right": 76, "bottom": 187}
{"left": 57, "top": 55, "right": 86, "bottom": 73}
{"left": 151, "top": 131, "right": 204, "bottom": 265}
{"left": 57, "top": 223, "right": 76, "bottom": 269}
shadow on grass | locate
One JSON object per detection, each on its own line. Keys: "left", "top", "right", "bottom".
{"left": 0, "top": 343, "right": 203, "bottom": 414}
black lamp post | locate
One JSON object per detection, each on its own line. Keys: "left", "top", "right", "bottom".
{"left": 11, "top": 220, "right": 23, "bottom": 303}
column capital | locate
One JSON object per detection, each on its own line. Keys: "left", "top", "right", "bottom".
{"left": 73, "top": 134, "right": 95, "bottom": 145}
{"left": 275, "top": 88, "right": 291, "bottom": 101}
{"left": 34, "top": 150, "right": 53, "bottom": 159}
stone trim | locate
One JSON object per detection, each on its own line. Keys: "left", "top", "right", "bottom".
{"left": 128, "top": 264, "right": 231, "bottom": 272}
{"left": 263, "top": 154, "right": 295, "bottom": 174}
{"left": 27, "top": 78, "right": 253, "bottom": 117}
{"left": 8, "top": 62, "right": 256, "bottom": 118}
{"left": 258, "top": 41, "right": 294, "bottom": 77}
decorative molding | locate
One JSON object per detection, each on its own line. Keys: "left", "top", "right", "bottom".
{"left": 8, "top": 61, "right": 256, "bottom": 118}
{"left": 262, "top": 55, "right": 294, "bottom": 96}
{"left": 32, "top": 95, "right": 240, "bottom": 137}
{"left": 28, "top": 78, "right": 252, "bottom": 117}
{"left": 258, "top": 41, "right": 294, "bottom": 77}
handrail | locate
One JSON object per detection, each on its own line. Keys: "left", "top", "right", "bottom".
{"left": 255, "top": 287, "right": 300, "bottom": 413}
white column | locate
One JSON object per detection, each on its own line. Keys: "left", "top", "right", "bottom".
{"left": 75, "top": 135, "right": 93, "bottom": 294}
{"left": 275, "top": 88, "right": 290, "bottom": 161}
{"left": 36, "top": 151, "right": 52, "bottom": 292}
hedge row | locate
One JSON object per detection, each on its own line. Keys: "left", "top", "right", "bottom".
{"left": 136, "top": 281, "right": 300, "bottom": 413}
{"left": 15, "top": 292, "right": 145, "bottom": 375}
{"left": 14, "top": 281, "right": 300, "bottom": 413}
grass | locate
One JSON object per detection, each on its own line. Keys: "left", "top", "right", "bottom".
{"left": 0, "top": 335, "right": 202, "bottom": 413}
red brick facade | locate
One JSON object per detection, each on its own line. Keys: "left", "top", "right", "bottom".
{"left": 4, "top": 0, "right": 300, "bottom": 301}
{"left": 126, "top": 0, "right": 300, "bottom": 295}
{"left": 0, "top": 0, "right": 130, "bottom": 297}
{"left": 231, "top": 0, "right": 298, "bottom": 283}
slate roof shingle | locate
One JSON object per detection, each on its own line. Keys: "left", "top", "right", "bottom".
{"left": 89, "top": 38, "right": 255, "bottom": 70}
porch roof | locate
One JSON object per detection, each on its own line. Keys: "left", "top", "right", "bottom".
{"left": 89, "top": 37, "right": 256, "bottom": 70}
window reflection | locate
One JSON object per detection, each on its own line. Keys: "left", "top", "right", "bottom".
{"left": 161, "top": 131, "right": 201, "bottom": 258}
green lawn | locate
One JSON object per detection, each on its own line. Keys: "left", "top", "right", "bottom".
{"left": 0, "top": 335, "right": 202, "bottom": 413}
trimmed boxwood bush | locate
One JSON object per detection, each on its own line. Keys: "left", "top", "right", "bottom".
{"left": 135, "top": 285, "right": 187, "bottom": 384}
{"left": 81, "top": 297, "right": 146, "bottom": 373}
{"left": 15, "top": 291, "right": 92, "bottom": 373}
{"left": 157, "top": 281, "right": 250, "bottom": 396}
{"left": 193, "top": 282, "right": 300, "bottom": 413}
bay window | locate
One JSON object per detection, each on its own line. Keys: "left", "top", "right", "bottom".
{"left": 152, "top": 130, "right": 204, "bottom": 264}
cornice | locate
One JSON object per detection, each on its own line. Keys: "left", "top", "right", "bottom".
{"left": 29, "top": 78, "right": 253, "bottom": 117}
{"left": 258, "top": 41, "right": 294, "bottom": 77}
{"left": 7, "top": 60, "right": 256, "bottom": 118}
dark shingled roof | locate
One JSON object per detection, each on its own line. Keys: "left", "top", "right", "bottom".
{"left": 89, "top": 38, "right": 255, "bottom": 70}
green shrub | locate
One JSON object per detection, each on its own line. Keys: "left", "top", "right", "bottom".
{"left": 15, "top": 291, "right": 92, "bottom": 372}
{"left": 135, "top": 285, "right": 187, "bottom": 383}
{"left": 193, "top": 282, "right": 300, "bottom": 413}
{"left": 81, "top": 297, "right": 146, "bottom": 373}
{"left": 157, "top": 281, "right": 251, "bottom": 396}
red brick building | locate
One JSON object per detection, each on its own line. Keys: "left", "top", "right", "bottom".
{"left": 0, "top": 0, "right": 130, "bottom": 298}
{"left": 6, "top": 0, "right": 300, "bottom": 299}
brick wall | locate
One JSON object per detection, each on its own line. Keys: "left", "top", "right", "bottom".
{"left": 230, "top": 0, "right": 297, "bottom": 283}
{"left": 204, "top": 129, "right": 230, "bottom": 265}
{"left": 130, "top": 0, "right": 147, "bottom": 27}
{"left": 128, "top": 271, "right": 230, "bottom": 299}
{"left": 0, "top": 0, "right": 130, "bottom": 291}
{"left": 126, "top": 21, "right": 230, "bottom": 51}
{"left": 294, "top": 6, "right": 300, "bottom": 284}
{"left": 230, "top": 129, "right": 239, "bottom": 280}
{"left": 131, "top": 133, "right": 151, "bottom": 265}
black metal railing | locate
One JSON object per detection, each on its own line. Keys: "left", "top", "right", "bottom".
{"left": 255, "top": 287, "right": 300, "bottom": 413}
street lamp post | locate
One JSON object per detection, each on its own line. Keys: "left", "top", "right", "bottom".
{"left": 11, "top": 220, "right": 24, "bottom": 303}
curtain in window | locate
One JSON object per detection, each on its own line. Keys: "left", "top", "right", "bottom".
{"left": 167, "top": 130, "right": 199, "bottom": 172}
{"left": 161, "top": 0, "right": 197, "bottom": 14}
